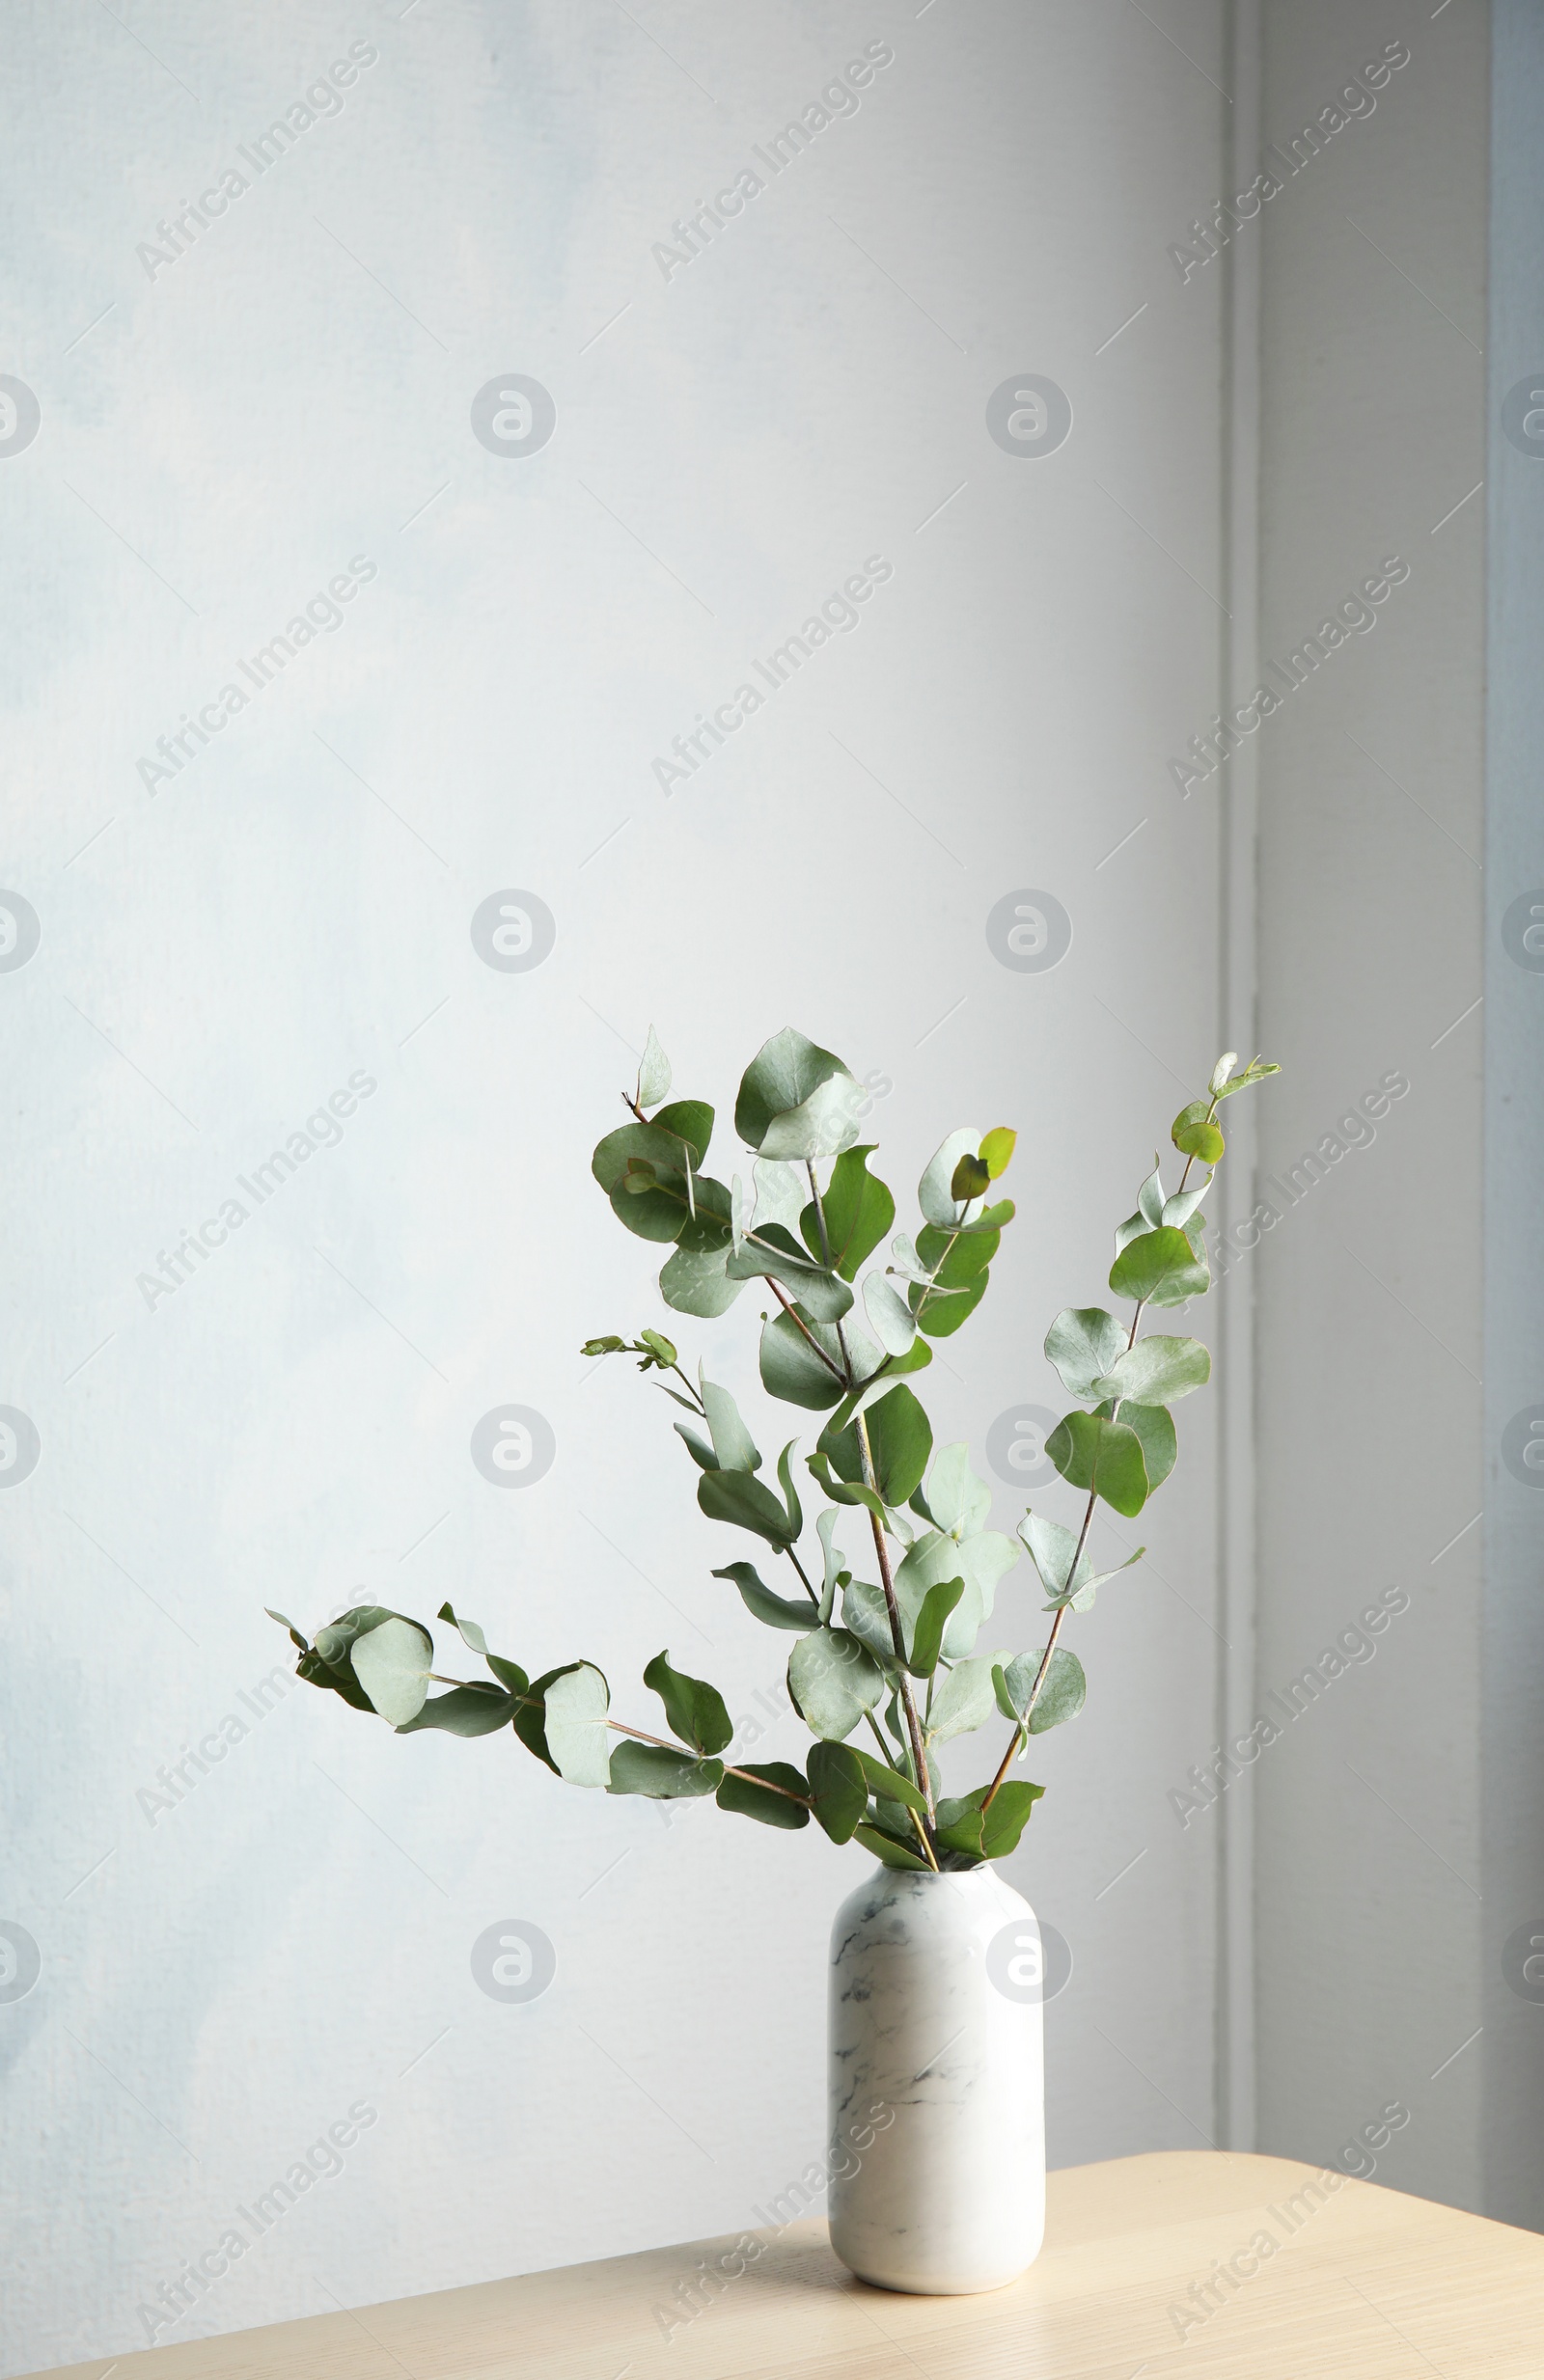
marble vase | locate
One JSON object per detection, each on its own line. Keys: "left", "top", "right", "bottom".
{"left": 827, "top": 1864, "right": 1045, "bottom": 2294}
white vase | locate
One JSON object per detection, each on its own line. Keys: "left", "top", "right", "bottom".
{"left": 827, "top": 1864, "right": 1045, "bottom": 2294}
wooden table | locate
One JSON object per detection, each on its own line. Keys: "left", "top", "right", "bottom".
{"left": 27, "top": 2151, "right": 1544, "bottom": 2379}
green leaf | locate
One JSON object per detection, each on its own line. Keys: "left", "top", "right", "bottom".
{"left": 727, "top": 1224, "right": 854, "bottom": 1323}
{"left": 1108, "top": 1226, "right": 1210, "bottom": 1308}
{"left": 1171, "top": 1101, "right": 1226, "bottom": 1164}
{"left": 777, "top": 1441, "right": 804, "bottom": 1543}
{"left": 592, "top": 1121, "right": 693, "bottom": 1193}
{"left": 1089, "top": 1334, "right": 1210, "bottom": 1408}
{"left": 830, "top": 1382, "right": 933, "bottom": 1507}
{"left": 701, "top": 1375, "right": 760, "bottom": 1472}
{"left": 659, "top": 1240, "right": 744, "bottom": 1318}
{"left": 801, "top": 1145, "right": 896, "bottom": 1281}
{"left": 643, "top": 1650, "right": 732, "bottom": 1755}
{"left": 911, "top": 1272, "right": 989, "bottom": 1339}
{"left": 1161, "top": 1180, "right": 1210, "bottom": 1230}
{"left": 1212, "top": 1055, "right": 1281, "bottom": 1103}
{"left": 1016, "top": 1513, "right": 1089, "bottom": 1601}
{"left": 398, "top": 1684, "right": 517, "bottom": 1737}
{"left": 1209, "top": 1052, "right": 1238, "bottom": 1097}
{"left": 816, "top": 1508, "right": 844, "bottom": 1624}
{"left": 807, "top": 1450, "right": 891, "bottom": 1527}
{"left": 716, "top": 1761, "right": 810, "bottom": 1830}
{"left": 675, "top": 1420, "right": 718, "bottom": 1471}
{"left": 853, "top": 1821, "right": 930, "bottom": 1871}
{"left": 787, "top": 1626, "right": 886, "bottom": 1739}
{"left": 1097, "top": 1397, "right": 1176, "bottom": 1493}
{"left": 543, "top": 1662, "right": 613, "bottom": 1786}
{"left": 841, "top": 1573, "right": 902, "bottom": 1665}
{"left": 759, "top": 1308, "right": 851, "bottom": 1409}
{"left": 649, "top": 1099, "right": 713, "bottom": 1167}
{"left": 806, "top": 1740, "right": 868, "bottom": 1842}
{"left": 994, "top": 1648, "right": 1087, "bottom": 1736}
{"left": 350, "top": 1616, "right": 433, "bottom": 1728}
{"left": 436, "top": 1601, "right": 488, "bottom": 1656}
{"left": 698, "top": 1468, "right": 799, "bottom": 1546}
{"left": 608, "top": 1740, "right": 723, "bottom": 1798}
{"left": 906, "top": 1576, "right": 964, "bottom": 1678}
{"left": 819, "top": 1337, "right": 933, "bottom": 1440}
{"left": 914, "top": 1443, "right": 992, "bottom": 1540}
{"left": 1046, "top": 1409, "right": 1149, "bottom": 1517}
{"left": 637, "top": 1026, "right": 672, "bottom": 1108}
{"left": 918, "top": 1128, "right": 982, "bottom": 1229}
{"left": 712, "top": 1561, "right": 818, "bottom": 1632}
{"left": 951, "top": 1152, "right": 992, "bottom": 1202}
{"left": 925, "top": 1656, "right": 999, "bottom": 1742}
{"left": 1045, "top": 1307, "right": 1126, "bottom": 1400}
{"left": 893, "top": 1527, "right": 1019, "bottom": 1660}
{"left": 735, "top": 1027, "right": 861, "bottom": 1157}
{"left": 609, "top": 1173, "right": 687, "bottom": 1243}
{"left": 916, "top": 1223, "right": 999, "bottom": 1287}
{"left": 935, "top": 1780, "right": 1044, "bottom": 1860}
{"left": 862, "top": 1271, "right": 917, "bottom": 1357}
{"left": 850, "top": 1746, "right": 928, "bottom": 1814}
{"left": 979, "top": 1127, "right": 1016, "bottom": 1179}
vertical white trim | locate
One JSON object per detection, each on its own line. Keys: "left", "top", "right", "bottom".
{"left": 1215, "top": 0, "right": 1263, "bottom": 2153}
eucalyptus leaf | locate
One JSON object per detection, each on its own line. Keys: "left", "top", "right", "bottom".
{"left": 759, "top": 1308, "right": 862, "bottom": 1410}
{"left": 803, "top": 1146, "right": 896, "bottom": 1279}
{"left": 398, "top": 1684, "right": 517, "bottom": 1738}
{"left": 643, "top": 1650, "right": 731, "bottom": 1756}
{"left": 1212, "top": 1055, "right": 1279, "bottom": 1102}
{"left": 701, "top": 1374, "right": 760, "bottom": 1473}
{"left": 918, "top": 1128, "right": 982, "bottom": 1229}
{"left": 816, "top": 1508, "right": 844, "bottom": 1627}
{"left": 1171, "top": 1101, "right": 1226, "bottom": 1164}
{"left": 1098, "top": 1398, "right": 1176, "bottom": 1493}
{"left": 711, "top": 1561, "right": 819, "bottom": 1632}
{"left": 698, "top": 1468, "right": 798, "bottom": 1546}
{"left": 934, "top": 1780, "right": 1044, "bottom": 1860}
{"left": 993, "top": 1648, "right": 1086, "bottom": 1736}
{"left": 807, "top": 1740, "right": 868, "bottom": 1842}
{"left": 1016, "top": 1512, "right": 1090, "bottom": 1602}
{"left": 777, "top": 1441, "right": 804, "bottom": 1544}
{"left": 894, "top": 1527, "right": 1018, "bottom": 1660}
{"left": 1044, "top": 1307, "right": 1127, "bottom": 1400}
{"left": 608, "top": 1740, "right": 722, "bottom": 1798}
{"left": 925, "top": 1656, "right": 999, "bottom": 1742}
{"left": 906, "top": 1576, "right": 964, "bottom": 1678}
{"left": 787, "top": 1627, "right": 885, "bottom": 1739}
{"left": 853, "top": 1821, "right": 929, "bottom": 1871}
{"left": 1161, "top": 1177, "right": 1211, "bottom": 1231}
{"left": 851, "top": 1746, "right": 930, "bottom": 1814}
{"left": 637, "top": 1026, "right": 672, "bottom": 1108}
{"left": 716, "top": 1761, "right": 810, "bottom": 1830}
{"left": 543, "top": 1662, "right": 613, "bottom": 1787}
{"left": 1138, "top": 1163, "right": 1165, "bottom": 1228}
{"left": 979, "top": 1127, "right": 1017, "bottom": 1179}
{"left": 437, "top": 1601, "right": 488, "bottom": 1657}
{"left": 1089, "top": 1334, "right": 1210, "bottom": 1408}
{"left": 659, "top": 1239, "right": 744, "bottom": 1318}
{"left": 863, "top": 1271, "right": 917, "bottom": 1358}
{"left": 1108, "top": 1226, "right": 1209, "bottom": 1309}
{"left": 351, "top": 1617, "right": 433, "bottom": 1729}
{"left": 751, "top": 1157, "right": 806, "bottom": 1233}
{"left": 735, "top": 1027, "right": 860, "bottom": 1156}
{"left": 915, "top": 1442, "right": 992, "bottom": 1540}
{"left": 727, "top": 1225, "right": 854, "bottom": 1323}
{"left": 1046, "top": 1410, "right": 1149, "bottom": 1518}
{"left": 1209, "top": 1052, "right": 1239, "bottom": 1097}
{"left": 821, "top": 1382, "right": 932, "bottom": 1507}
{"left": 675, "top": 1419, "right": 718, "bottom": 1471}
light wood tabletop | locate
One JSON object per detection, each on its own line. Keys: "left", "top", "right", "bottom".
{"left": 26, "top": 2149, "right": 1544, "bottom": 2380}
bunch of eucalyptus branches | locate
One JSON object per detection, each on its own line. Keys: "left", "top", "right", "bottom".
{"left": 271, "top": 1027, "right": 1275, "bottom": 1873}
